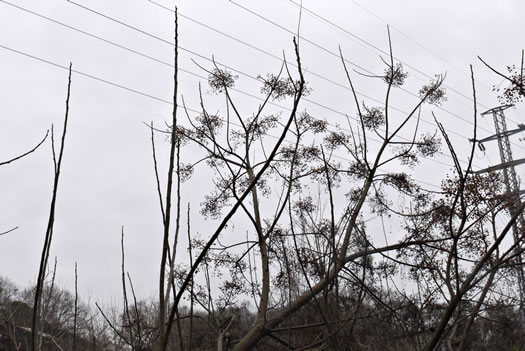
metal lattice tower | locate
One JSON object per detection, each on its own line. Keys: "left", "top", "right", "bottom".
{"left": 479, "top": 104, "right": 525, "bottom": 330}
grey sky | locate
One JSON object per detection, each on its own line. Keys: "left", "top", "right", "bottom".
{"left": 1, "top": 0, "right": 524, "bottom": 303}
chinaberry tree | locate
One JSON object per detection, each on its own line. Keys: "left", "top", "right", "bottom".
{"left": 96, "top": 8, "right": 525, "bottom": 351}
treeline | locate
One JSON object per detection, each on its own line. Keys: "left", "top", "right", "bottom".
{"left": 1, "top": 276, "right": 523, "bottom": 350}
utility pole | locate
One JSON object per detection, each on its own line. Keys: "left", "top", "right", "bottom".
{"left": 474, "top": 104, "right": 525, "bottom": 331}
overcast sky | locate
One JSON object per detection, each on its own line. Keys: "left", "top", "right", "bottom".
{"left": 1, "top": 0, "right": 525, "bottom": 304}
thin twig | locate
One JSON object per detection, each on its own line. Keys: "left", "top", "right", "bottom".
{"left": 0, "top": 226, "right": 19, "bottom": 236}
{"left": 0, "top": 130, "right": 49, "bottom": 166}
{"left": 73, "top": 262, "right": 78, "bottom": 351}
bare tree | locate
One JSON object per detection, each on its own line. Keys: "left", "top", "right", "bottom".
{"left": 31, "top": 63, "right": 73, "bottom": 351}
{"left": 143, "top": 26, "right": 525, "bottom": 349}
{"left": 7, "top": 8, "right": 522, "bottom": 351}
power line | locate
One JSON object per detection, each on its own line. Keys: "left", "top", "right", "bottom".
{"left": 141, "top": 2, "right": 497, "bottom": 148}
{"left": 0, "top": 1, "right": 250, "bottom": 83}
{"left": 1, "top": 1, "right": 489, "bottom": 171}
{"left": 64, "top": 0, "right": 483, "bottom": 170}
{"left": 60, "top": 0, "right": 492, "bottom": 169}
{"left": 38, "top": 2, "right": 425, "bottom": 128}
{"left": 65, "top": 0, "right": 394, "bottom": 113}
{"left": 0, "top": 1, "right": 378, "bottom": 142}
{"left": 347, "top": 0, "right": 495, "bottom": 92}
{"left": 285, "top": 0, "right": 487, "bottom": 108}
{"left": 290, "top": 0, "right": 525, "bottom": 131}
{"left": 226, "top": 0, "right": 525, "bottom": 152}
{"left": 0, "top": 1, "right": 346, "bottom": 128}
{"left": 0, "top": 43, "right": 444, "bottom": 191}
{"left": 144, "top": 1, "right": 415, "bottom": 111}
{"left": 66, "top": 0, "right": 483, "bottom": 142}
{"left": 287, "top": 0, "right": 524, "bottom": 130}
{"left": 2, "top": 2, "right": 514, "bottom": 190}
{"left": 0, "top": 44, "right": 174, "bottom": 105}
{"left": 290, "top": 0, "right": 495, "bottom": 95}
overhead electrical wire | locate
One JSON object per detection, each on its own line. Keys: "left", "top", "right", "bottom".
{"left": 0, "top": 1, "right": 352, "bottom": 134}
{"left": 228, "top": 0, "right": 518, "bottom": 133}
{"left": 346, "top": 0, "right": 495, "bottom": 91}
{"left": 3, "top": 6, "right": 522, "bottom": 240}
{"left": 61, "top": 0, "right": 400, "bottom": 114}
{"left": 281, "top": 0, "right": 525, "bottom": 155}
{"left": 0, "top": 3, "right": 515, "bottom": 196}
{"left": 285, "top": 0, "right": 525, "bottom": 133}
{"left": 60, "top": 0, "right": 482, "bottom": 169}
{"left": 145, "top": 0, "right": 465, "bottom": 130}
{"left": 224, "top": 0, "right": 525, "bottom": 156}
{"left": 0, "top": 1, "right": 493, "bottom": 172}
{"left": 69, "top": 0, "right": 484, "bottom": 145}
{"left": 4, "top": 2, "right": 519, "bottom": 244}
{"left": 0, "top": 43, "right": 175, "bottom": 106}
{"left": 0, "top": 42, "right": 443, "bottom": 191}
{"left": 70, "top": 0, "right": 469, "bottom": 131}
{"left": 146, "top": 0, "right": 522, "bottom": 155}
{"left": 285, "top": 0, "right": 496, "bottom": 109}
{"left": 0, "top": 0, "right": 436, "bottom": 142}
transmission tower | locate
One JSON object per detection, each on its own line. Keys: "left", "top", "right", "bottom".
{"left": 475, "top": 104, "right": 525, "bottom": 330}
